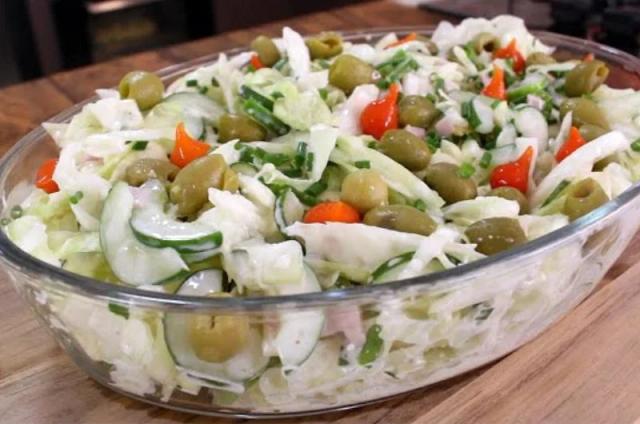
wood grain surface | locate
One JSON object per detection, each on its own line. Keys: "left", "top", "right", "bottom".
{"left": 1, "top": 2, "right": 640, "bottom": 423}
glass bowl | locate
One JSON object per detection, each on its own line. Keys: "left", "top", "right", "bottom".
{"left": 2, "top": 27, "right": 640, "bottom": 419}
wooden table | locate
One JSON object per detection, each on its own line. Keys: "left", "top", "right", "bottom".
{"left": 2, "top": 2, "right": 640, "bottom": 423}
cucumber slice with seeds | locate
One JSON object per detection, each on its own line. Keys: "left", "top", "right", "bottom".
{"left": 100, "top": 182, "right": 187, "bottom": 286}
{"left": 130, "top": 180, "right": 223, "bottom": 253}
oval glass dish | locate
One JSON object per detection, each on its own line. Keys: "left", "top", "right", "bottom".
{"left": 2, "top": 27, "right": 640, "bottom": 418}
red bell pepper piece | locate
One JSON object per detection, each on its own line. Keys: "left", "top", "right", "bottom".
{"left": 555, "top": 126, "right": 586, "bottom": 162}
{"left": 360, "top": 83, "right": 400, "bottom": 139}
{"left": 495, "top": 39, "right": 525, "bottom": 73}
{"left": 490, "top": 146, "right": 534, "bottom": 194}
{"left": 35, "top": 158, "right": 59, "bottom": 194}
{"left": 170, "top": 122, "right": 210, "bottom": 168}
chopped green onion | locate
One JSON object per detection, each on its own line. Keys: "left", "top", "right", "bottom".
{"left": 413, "top": 199, "right": 426, "bottom": 212}
{"left": 108, "top": 303, "right": 129, "bottom": 319}
{"left": 294, "top": 189, "right": 318, "bottom": 206}
{"left": 426, "top": 131, "right": 441, "bottom": 152}
{"left": 294, "top": 142, "right": 307, "bottom": 169}
{"left": 631, "top": 139, "right": 640, "bottom": 152}
{"left": 0, "top": 218, "right": 10, "bottom": 226}
{"left": 542, "top": 180, "right": 570, "bottom": 207}
{"left": 457, "top": 162, "right": 476, "bottom": 179}
{"left": 461, "top": 101, "right": 482, "bottom": 129}
{"left": 355, "top": 160, "right": 371, "bottom": 169}
{"left": 358, "top": 325, "right": 384, "bottom": 365}
{"left": 243, "top": 98, "right": 289, "bottom": 136}
{"left": 271, "top": 91, "right": 284, "bottom": 100}
{"left": 246, "top": 64, "right": 256, "bottom": 73}
{"left": 507, "top": 80, "right": 548, "bottom": 103}
{"left": 186, "top": 79, "right": 198, "bottom": 87}
{"left": 305, "top": 181, "right": 328, "bottom": 196}
{"left": 376, "top": 50, "right": 408, "bottom": 71}
{"left": 199, "top": 86, "right": 209, "bottom": 95}
{"left": 10, "top": 205, "right": 22, "bottom": 220}
{"left": 317, "top": 59, "right": 330, "bottom": 69}
{"left": 305, "top": 152, "right": 315, "bottom": 172}
{"left": 318, "top": 88, "right": 329, "bottom": 101}
{"left": 367, "top": 141, "right": 378, "bottom": 149}
{"left": 426, "top": 93, "right": 438, "bottom": 103}
{"left": 263, "top": 152, "right": 289, "bottom": 166}
{"left": 69, "top": 191, "right": 84, "bottom": 205}
{"left": 130, "top": 140, "right": 148, "bottom": 151}
{"left": 479, "top": 151, "right": 492, "bottom": 169}
{"left": 433, "top": 76, "right": 445, "bottom": 93}
{"left": 240, "top": 85, "right": 274, "bottom": 110}
{"left": 490, "top": 100, "right": 502, "bottom": 109}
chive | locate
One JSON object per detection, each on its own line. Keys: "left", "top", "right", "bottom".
{"left": 632, "top": 139, "right": 640, "bottom": 152}
{"left": 542, "top": 180, "right": 570, "bottom": 207}
{"left": 305, "top": 152, "right": 315, "bottom": 172}
{"left": 318, "top": 88, "right": 329, "bottom": 101}
{"left": 186, "top": 79, "right": 198, "bottom": 87}
{"left": 376, "top": 50, "right": 408, "bottom": 71}
{"left": 240, "top": 85, "right": 274, "bottom": 110}
{"left": 294, "top": 189, "right": 318, "bottom": 206}
{"left": 108, "top": 302, "right": 129, "bottom": 319}
{"left": 358, "top": 324, "right": 384, "bottom": 365}
{"left": 0, "top": 218, "right": 10, "bottom": 226}
{"left": 461, "top": 101, "right": 482, "bottom": 129}
{"left": 265, "top": 181, "right": 289, "bottom": 197}
{"left": 355, "top": 160, "right": 371, "bottom": 169}
{"left": 384, "top": 57, "right": 418, "bottom": 84}
{"left": 243, "top": 98, "right": 289, "bottom": 136}
{"left": 507, "top": 80, "right": 548, "bottom": 103}
{"left": 304, "top": 181, "right": 328, "bottom": 196}
{"left": 426, "top": 131, "right": 441, "bottom": 152}
{"left": 294, "top": 142, "right": 308, "bottom": 169}
{"left": 479, "top": 151, "right": 492, "bottom": 169}
{"left": 413, "top": 199, "right": 426, "bottom": 212}
{"left": 457, "top": 162, "right": 476, "bottom": 179}
{"left": 283, "top": 168, "right": 304, "bottom": 178}
{"left": 131, "top": 140, "right": 148, "bottom": 151}
{"left": 69, "top": 191, "right": 84, "bottom": 205}
{"left": 263, "top": 152, "right": 289, "bottom": 166}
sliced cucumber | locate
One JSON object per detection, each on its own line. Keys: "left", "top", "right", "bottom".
{"left": 164, "top": 271, "right": 269, "bottom": 390}
{"left": 230, "top": 162, "right": 259, "bottom": 177}
{"left": 130, "top": 181, "right": 223, "bottom": 253}
{"left": 181, "top": 249, "right": 220, "bottom": 264}
{"left": 100, "top": 182, "right": 187, "bottom": 286}
{"left": 371, "top": 251, "right": 415, "bottom": 283}
{"left": 274, "top": 189, "right": 305, "bottom": 233}
{"left": 270, "top": 266, "right": 325, "bottom": 368}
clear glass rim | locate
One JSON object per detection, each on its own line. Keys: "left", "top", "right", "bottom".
{"left": 1, "top": 26, "right": 640, "bottom": 311}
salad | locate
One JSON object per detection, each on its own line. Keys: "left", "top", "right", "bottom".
{"left": 4, "top": 15, "right": 640, "bottom": 411}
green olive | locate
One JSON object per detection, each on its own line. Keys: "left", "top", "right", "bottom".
{"left": 472, "top": 32, "right": 499, "bottom": 53}
{"left": 329, "top": 55, "right": 375, "bottom": 94}
{"left": 379, "top": 129, "right": 432, "bottom": 171}
{"left": 579, "top": 124, "right": 608, "bottom": 142}
{"left": 188, "top": 294, "right": 250, "bottom": 363}
{"left": 564, "top": 60, "right": 610, "bottom": 97}
{"left": 218, "top": 113, "right": 266, "bottom": 143}
{"left": 125, "top": 159, "right": 179, "bottom": 187}
{"left": 424, "top": 163, "right": 477, "bottom": 204}
{"left": 563, "top": 178, "right": 609, "bottom": 221}
{"left": 340, "top": 169, "right": 388, "bottom": 213}
{"left": 222, "top": 167, "right": 240, "bottom": 192}
{"left": 525, "top": 52, "right": 556, "bottom": 67}
{"left": 559, "top": 97, "right": 609, "bottom": 130}
{"left": 398, "top": 95, "right": 439, "bottom": 129}
{"left": 250, "top": 35, "right": 281, "bottom": 67}
{"left": 488, "top": 186, "right": 530, "bottom": 214}
{"left": 416, "top": 35, "right": 438, "bottom": 55}
{"left": 118, "top": 71, "right": 164, "bottom": 110}
{"left": 306, "top": 32, "right": 343, "bottom": 59}
{"left": 363, "top": 205, "right": 437, "bottom": 236}
{"left": 170, "top": 154, "right": 227, "bottom": 216}
{"left": 465, "top": 217, "right": 527, "bottom": 255}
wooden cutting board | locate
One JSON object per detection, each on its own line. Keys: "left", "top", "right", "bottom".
{"left": 2, "top": 2, "right": 640, "bottom": 423}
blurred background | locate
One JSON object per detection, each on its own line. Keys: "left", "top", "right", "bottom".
{"left": 1, "top": 0, "right": 639, "bottom": 88}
